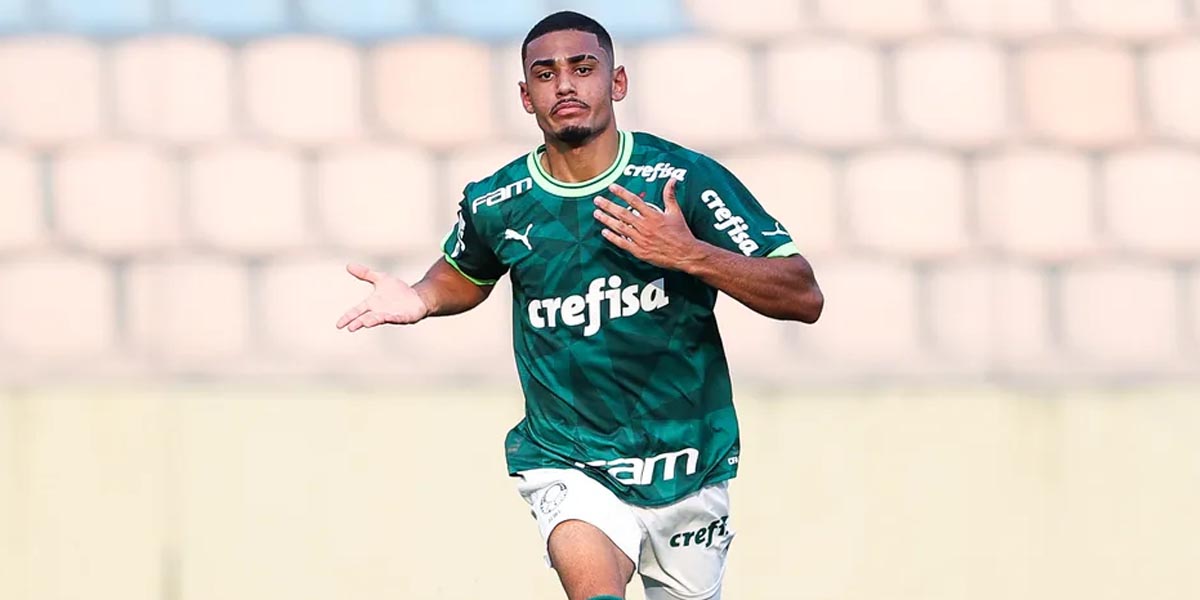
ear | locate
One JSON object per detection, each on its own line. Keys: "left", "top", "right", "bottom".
{"left": 519, "top": 80, "right": 535, "bottom": 114}
{"left": 611, "top": 65, "right": 628, "bottom": 103}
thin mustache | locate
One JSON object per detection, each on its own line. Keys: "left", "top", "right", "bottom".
{"left": 553, "top": 99, "right": 589, "bottom": 112}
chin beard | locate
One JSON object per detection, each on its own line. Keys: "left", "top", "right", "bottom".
{"left": 553, "top": 125, "right": 598, "bottom": 147}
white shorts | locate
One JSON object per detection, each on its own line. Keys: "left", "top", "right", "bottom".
{"left": 516, "top": 468, "right": 735, "bottom": 600}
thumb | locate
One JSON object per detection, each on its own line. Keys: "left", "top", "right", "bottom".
{"left": 663, "top": 176, "right": 681, "bottom": 214}
{"left": 346, "top": 263, "right": 379, "bottom": 284}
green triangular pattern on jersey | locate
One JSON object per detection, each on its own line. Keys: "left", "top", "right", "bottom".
{"left": 526, "top": 130, "right": 634, "bottom": 197}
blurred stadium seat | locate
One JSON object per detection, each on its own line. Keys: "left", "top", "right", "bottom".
{"left": 243, "top": 37, "right": 363, "bottom": 144}
{"left": 815, "top": 0, "right": 932, "bottom": 40}
{"left": 717, "top": 150, "right": 839, "bottom": 256}
{"left": 112, "top": 35, "right": 233, "bottom": 144}
{"left": 53, "top": 142, "right": 182, "bottom": 254}
{"left": 1020, "top": 41, "right": 1139, "bottom": 148}
{"left": 169, "top": 0, "right": 288, "bottom": 36}
{"left": 188, "top": 144, "right": 308, "bottom": 255}
{"left": 442, "top": 143, "right": 532, "bottom": 207}
{"left": 940, "top": 0, "right": 1058, "bottom": 37}
{"left": 0, "top": 36, "right": 101, "bottom": 145}
{"left": 634, "top": 38, "right": 756, "bottom": 146}
{"left": 431, "top": 0, "right": 545, "bottom": 40}
{"left": 926, "top": 261, "right": 997, "bottom": 366}
{"left": 1064, "top": 0, "right": 1183, "bottom": 39}
{"left": 977, "top": 149, "right": 1098, "bottom": 261}
{"left": 844, "top": 148, "right": 968, "bottom": 259}
{"left": 896, "top": 39, "right": 1007, "bottom": 148}
{"left": 0, "top": 254, "right": 115, "bottom": 358}
{"left": 299, "top": 0, "right": 420, "bottom": 39}
{"left": 683, "top": 0, "right": 805, "bottom": 39}
{"left": 126, "top": 257, "right": 251, "bottom": 363}
{"left": 0, "top": 146, "right": 42, "bottom": 251}
{"left": 259, "top": 256, "right": 386, "bottom": 361}
{"left": 1146, "top": 40, "right": 1200, "bottom": 141}
{"left": 46, "top": 0, "right": 154, "bottom": 34}
{"left": 1103, "top": 148, "right": 1200, "bottom": 259}
{"left": 1061, "top": 262, "right": 1179, "bottom": 366}
{"left": 314, "top": 143, "right": 439, "bottom": 254}
{"left": 766, "top": 40, "right": 885, "bottom": 148}
{"left": 371, "top": 38, "right": 496, "bottom": 148}
{"left": 552, "top": 0, "right": 682, "bottom": 39}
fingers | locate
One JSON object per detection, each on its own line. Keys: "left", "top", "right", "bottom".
{"left": 345, "top": 310, "right": 387, "bottom": 332}
{"left": 346, "top": 262, "right": 380, "bottom": 284}
{"left": 608, "top": 183, "right": 651, "bottom": 213}
{"left": 600, "top": 228, "right": 639, "bottom": 254}
{"left": 662, "top": 177, "right": 680, "bottom": 213}
{"left": 336, "top": 300, "right": 369, "bottom": 329}
{"left": 593, "top": 195, "right": 640, "bottom": 227}
{"left": 593, "top": 207, "right": 637, "bottom": 237}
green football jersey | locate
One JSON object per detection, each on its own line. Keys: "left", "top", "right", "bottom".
{"left": 440, "top": 131, "right": 798, "bottom": 507}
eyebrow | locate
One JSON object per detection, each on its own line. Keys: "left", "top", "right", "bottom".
{"left": 529, "top": 53, "right": 600, "bottom": 70}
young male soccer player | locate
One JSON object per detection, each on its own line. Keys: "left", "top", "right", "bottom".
{"left": 336, "top": 11, "right": 823, "bottom": 600}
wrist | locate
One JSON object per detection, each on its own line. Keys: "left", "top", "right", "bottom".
{"left": 413, "top": 281, "right": 438, "bottom": 317}
{"left": 674, "top": 240, "right": 717, "bottom": 275}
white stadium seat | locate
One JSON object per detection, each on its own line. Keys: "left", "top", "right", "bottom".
{"left": 0, "top": 255, "right": 114, "bottom": 358}
{"left": 53, "top": 142, "right": 182, "bottom": 254}
{"left": 1103, "top": 148, "right": 1200, "bottom": 259}
{"left": 977, "top": 148, "right": 1098, "bottom": 260}
{"left": 1146, "top": 40, "right": 1200, "bottom": 142}
{"left": 683, "top": 0, "right": 807, "bottom": 39}
{"left": 0, "top": 36, "right": 101, "bottom": 146}
{"left": 941, "top": 0, "right": 1058, "bottom": 38}
{"left": 845, "top": 148, "right": 968, "bottom": 259}
{"left": 315, "top": 143, "right": 439, "bottom": 254}
{"left": 1019, "top": 42, "right": 1139, "bottom": 148}
{"left": 243, "top": 36, "right": 363, "bottom": 145}
{"left": 0, "top": 146, "right": 43, "bottom": 250}
{"left": 1061, "top": 262, "right": 1178, "bottom": 366}
{"left": 896, "top": 38, "right": 1007, "bottom": 148}
{"left": 717, "top": 150, "right": 839, "bottom": 256}
{"left": 372, "top": 38, "right": 495, "bottom": 149}
{"left": 112, "top": 35, "right": 232, "bottom": 144}
{"left": 188, "top": 143, "right": 308, "bottom": 255}
{"left": 1064, "top": 0, "right": 1184, "bottom": 39}
{"left": 766, "top": 40, "right": 885, "bottom": 148}
{"left": 633, "top": 38, "right": 757, "bottom": 147}
{"left": 815, "top": 0, "right": 932, "bottom": 40}
{"left": 125, "top": 256, "right": 250, "bottom": 363}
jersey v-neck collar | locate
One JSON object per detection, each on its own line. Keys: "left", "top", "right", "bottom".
{"left": 526, "top": 130, "right": 634, "bottom": 198}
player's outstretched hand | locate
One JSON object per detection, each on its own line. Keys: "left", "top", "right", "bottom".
{"left": 593, "top": 177, "right": 703, "bottom": 271}
{"left": 335, "top": 263, "right": 429, "bottom": 332}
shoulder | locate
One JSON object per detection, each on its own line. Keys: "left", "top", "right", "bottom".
{"left": 460, "top": 152, "right": 535, "bottom": 217}
{"left": 628, "top": 131, "right": 728, "bottom": 176}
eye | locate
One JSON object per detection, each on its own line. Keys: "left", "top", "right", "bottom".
{"left": 537, "top": 71, "right": 553, "bottom": 81}
{"left": 576, "top": 66, "right": 592, "bottom": 75}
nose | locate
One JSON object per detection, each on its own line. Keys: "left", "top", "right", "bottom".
{"left": 555, "top": 71, "right": 576, "bottom": 96}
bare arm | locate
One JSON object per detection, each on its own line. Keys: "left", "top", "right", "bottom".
{"left": 593, "top": 178, "right": 823, "bottom": 323}
{"left": 335, "top": 258, "right": 493, "bottom": 332}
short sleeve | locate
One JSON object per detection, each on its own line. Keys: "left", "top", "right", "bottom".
{"left": 680, "top": 158, "right": 799, "bottom": 259}
{"left": 440, "top": 197, "right": 508, "bottom": 286}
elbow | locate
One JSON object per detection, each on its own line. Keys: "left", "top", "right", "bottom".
{"left": 793, "top": 286, "right": 824, "bottom": 324}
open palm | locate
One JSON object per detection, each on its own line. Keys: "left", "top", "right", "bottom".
{"left": 335, "top": 263, "right": 429, "bottom": 332}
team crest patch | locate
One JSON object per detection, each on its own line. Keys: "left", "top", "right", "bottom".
{"left": 539, "top": 482, "right": 568, "bottom": 515}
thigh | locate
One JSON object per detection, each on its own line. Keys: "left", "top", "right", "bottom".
{"left": 515, "top": 467, "right": 643, "bottom": 566}
{"left": 635, "top": 481, "right": 735, "bottom": 600}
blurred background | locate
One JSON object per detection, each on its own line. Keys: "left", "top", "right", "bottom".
{"left": 0, "top": 0, "right": 1198, "bottom": 599}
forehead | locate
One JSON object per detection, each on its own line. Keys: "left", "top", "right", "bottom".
{"left": 524, "top": 29, "right": 607, "bottom": 68}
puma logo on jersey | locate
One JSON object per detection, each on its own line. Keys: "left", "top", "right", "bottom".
{"left": 527, "top": 275, "right": 670, "bottom": 337}
{"left": 504, "top": 224, "right": 533, "bottom": 250}
{"left": 624, "top": 162, "right": 687, "bottom": 183}
{"left": 763, "top": 222, "right": 788, "bottom": 237}
{"left": 471, "top": 177, "right": 533, "bottom": 214}
{"left": 575, "top": 447, "right": 699, "bottom": 486}
{"left": 701, "top": 189, "right": 760, "bottom": 256}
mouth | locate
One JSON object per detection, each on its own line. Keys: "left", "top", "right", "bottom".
{"left": 552, "top": 100, "right": 588, "bottom": 116}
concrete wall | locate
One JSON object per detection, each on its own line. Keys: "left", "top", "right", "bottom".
{"left": 2, "top": 386, "right": 1197, "bottom": 600}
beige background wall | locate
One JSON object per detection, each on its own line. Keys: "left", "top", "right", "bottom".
{"left": 2, "top": 385, "right": 1198, "bottom": 600}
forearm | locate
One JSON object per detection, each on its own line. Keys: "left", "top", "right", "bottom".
{"left": 412, "top": 257, "right": 493, "bottom": 317}
{"left": 678, "top": 243, "right": 823, "bottom": 323}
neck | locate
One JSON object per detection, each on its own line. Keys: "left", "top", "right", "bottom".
{"left": 540, "top": 125, "right": 620, "bottom": 183}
